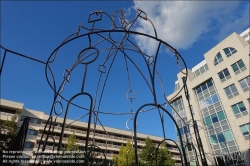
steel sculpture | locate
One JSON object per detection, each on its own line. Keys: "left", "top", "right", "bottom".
{"left": 0, "top": 9, "right": 212, "bottom": 166}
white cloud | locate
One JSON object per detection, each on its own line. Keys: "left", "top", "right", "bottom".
{"left": 130, "top": 1, "right": 248, "bottom": 55}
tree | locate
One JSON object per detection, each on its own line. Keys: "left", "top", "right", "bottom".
{"left": 140, "top": 137, "right": 156, "bottom": 166}
{"left": 61, "top": 133, "right": 79, "bottom": 166}
{"left": 0, "top": 115, "right": 18, "bottom": 164}
{"left": 112, "top": 140, "right": 136, "bottom": 166}
{"left": 66, "top": 132, "right": 79, "bottom": 151}
{"left": 0, "top": 115, "right": 18, "bottom": 150}
{"left": 140, "top": 137, "right": 175, "bottom": 166}
{"left": 157, "top": 142, "right": 175, "bottom": 166}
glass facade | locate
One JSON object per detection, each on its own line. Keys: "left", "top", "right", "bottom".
{"left": 171, "top": 97, "right": 197, "bottom": 163}
{"left": 194, "top": 79, "right": 240, "bottom": 160}
{"left": 204, "top": 111, "right": 226, "bottom": 126}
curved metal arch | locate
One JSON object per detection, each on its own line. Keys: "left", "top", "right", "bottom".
{"left": 45, "top": 29, "right": 187, "bottom": 94}
{"left": 44, "top": 29, "right": 189, "bottom": 151}
{"left": 58, "top": 92, "right": 93, "bottom": 151}
{"left": 42, "top": 28, "right": 187, "bottom": 135}
{"left": 133, "top": 103, "right": 188, "bottom": 166}
{"left": 155, "top": 138, "right": 183, "bottom": 166}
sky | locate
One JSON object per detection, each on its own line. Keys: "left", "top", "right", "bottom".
{"left": 1, "top": 1, "right": 249, "bottom": 142}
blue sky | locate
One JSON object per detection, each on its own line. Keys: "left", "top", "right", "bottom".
{"left": 1, "top": 1, "right": 249, "bottom": 141}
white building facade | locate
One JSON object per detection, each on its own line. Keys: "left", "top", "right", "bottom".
{"left": 167, "top": 29, "right": 250, "bottom": 166}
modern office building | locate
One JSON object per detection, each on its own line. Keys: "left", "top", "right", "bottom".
{"left": 167, "top": 28, "right": 250, "bottom": 166}
{"left": 0, "top": 98, "right": 181, "bottom": 165}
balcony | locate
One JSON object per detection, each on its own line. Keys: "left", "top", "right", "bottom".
{"left": 40, "top": 124, "right": 146, "bottom": 146}
{"left": 167, "top": 147, "right": 180, "bottom": 152}
{"left": 0, "top": 112, "right": 16, "bottom": 121}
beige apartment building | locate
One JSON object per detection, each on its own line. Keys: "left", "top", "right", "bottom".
{"left": 168, "top": 28, "right": 250, "bottom": 166}
{"left": 0, "top": 98, "right": 181, "bottom": 165}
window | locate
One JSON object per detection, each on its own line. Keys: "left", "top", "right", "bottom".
{"left": 171, "top": 97, "right": 186, "bottom": 121}
{"left": 231, "top": 60, "right": 246, "bottom": 74}
{"left": 217, "top": 111, "right": 226, "bottom": 120}
{"left": 200, "top": 94, "right": 219, "bottom": 108}
{"left": 240, "top": 123, "right": 250, "bottom": 140}
{"left": 193, "top": 64, "right": 209, "bottom": 78}
{"left": 217, "top": 133, "right": 226, "bottom": 143}
{"left": 27, "top": 129, "right": 38, "bottom": 136}
{"left": 223, "top": 130, "right": 234, "bottom": 141}
{"left": 224, "top": 84, "right": 239, "bottom": 99}
{"left": 210, "top": 135, "right": 218, "bottom": 144}
{"left": 214, "top": 52, "right": 223, "bottom": 66}
{"left": 218, "top": 68, "right": 231, "bottom": 82}
{"left": 204, "top": 111, "right": 226, "bottom": 126}
{"left": 205, "top": 117, "right": 212, "bottom": 126}
{"left": 231, "top": 102, "right": 248, "bottom": 118}
{"left": 183, "top": 126, "right": 190, "bottom": 134}
{"left": 211, "top": 94, "right": 219, "bottom": 103}
{"left": 239, "top": 76, "right": 250, "bottom": 92}
{"left": 223, "top": 47, "right": 237, "bottom": 57}
{"left": 194, "top": 79, "right": 213, "bottom": 94}
{"left": 186, "top": 144, "right": 192, "bottom": 151}
{"left": 209, "top": 131, "right": 234, "bottom": 145}
{"left": 171, "top": 97, "right": 183, "bottom": 107}
{"left": 174, "top": 82, "right": 180, "bottom": 91}
{"left": 198, "top": 94, "right": 220, "bottom": 110}
{"left": 180, "top": 128, "right": 184, "bottom": 135}
{"left": 211, "top": 114, "right": 219, "bottom": 123}
{"left": 21, "top": 116, "right": 41, "bottom": 124}
{"left": 24, "top": 142, "right": 34, "bottom": 148}
{"left": 248, "top": 98, "right": 250, "bottom": 103}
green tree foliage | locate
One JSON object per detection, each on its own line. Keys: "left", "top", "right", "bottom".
{"left": 0, "top": 115, "right": 18, "bottom": 164}
{"left": 157, "top": 142, "right": 175, "bottom": 166}
{"left": 0, "top": 115, "right": 18, "bottom": 150}
{"left": 61, "top": 133, "right": 80, "bottom": 166}
{"left": 66, "top": 132, "right": 79, "bottom": 151}
{"left": 139, "top": 137, "right": 156, "bottom": 166}
{"left": 112, "top": 140, "right": 136, "bottom": 166}
{"left": 140, "top": 137, "right": 175, "bottom": 166}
